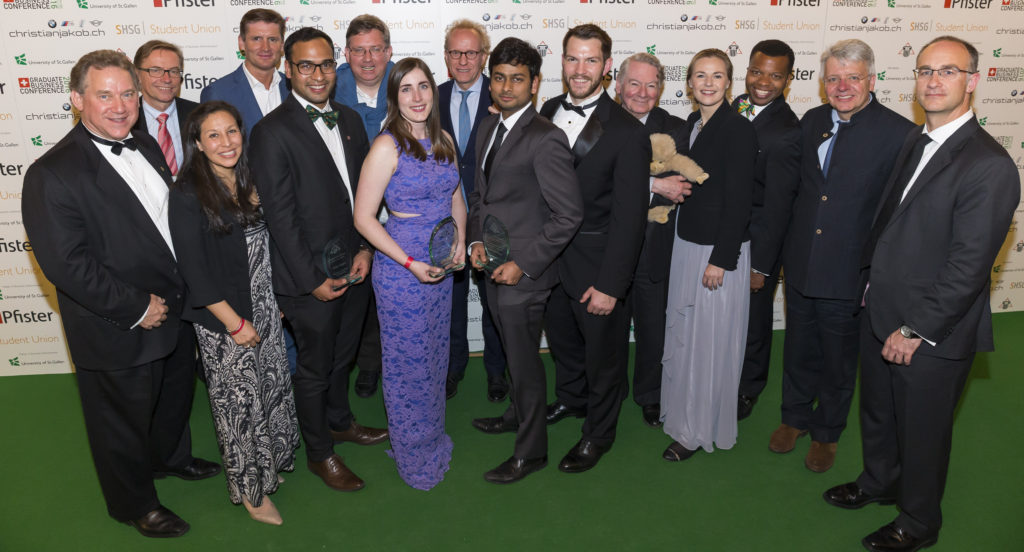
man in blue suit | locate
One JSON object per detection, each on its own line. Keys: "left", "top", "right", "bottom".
{"left": 200, "top": 9, "right": 289, "bottom": 138}
{"left": 334, "top": 14, "right": 393, "bottom": 141}
{"left": 437, "top": 19, "right": 508, "bottom": 402}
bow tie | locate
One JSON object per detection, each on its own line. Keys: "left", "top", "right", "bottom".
{"left": 306, "top": 104, "right": 339, "bottom": 130}
{"left": 560, "top": 97, "right": 600, "bottom": 117}
{"left": 89, "top": 133, "right": 138, "bottom": 155}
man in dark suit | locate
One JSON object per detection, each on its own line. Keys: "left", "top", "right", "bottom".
{"left": 22, "top": 50, "right": 219, "bottom": 538}
{"left": 733, "top": 39, "right": 802, "bottom": 421}
{"left": 775, "top": 39, "right": 914, "bottom": 473}
{"left": 612, "top": 52, "right": 690, "bottom": 428}
{"left": 825, "top": 36, "right": 1019, "bottom": 552}
{"left": 541, "top": 24, "right": 650, "bottom": 473}
{"left": 438, "top": 19, "right": 508, "bottom": 402}
{"left": 467, "top": 37, "right": 583, "bottom": 484}
{"left": 249, "top": 27, "right": 387, "bottom": 493}
{"left": 200, "top": 9, "right": 289, "bottom": 138}
{"left": 132, "top": 40, "right": 197, "bottom": 179}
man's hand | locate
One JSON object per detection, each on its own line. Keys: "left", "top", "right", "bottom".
{"left": 312, "top": 278, "right": 346, "bottom": 301}
{"left": 652, "top": 175, "right": 693, "bottom": 204}
{"left": 470, "top": 243, "right": 488, "bottom": 271}
{"left": 349, "top": 249, "right": 373, "bottom": 285}
{"left": 492, "top": 260, "right": 524, "bottom": 286}
{"left": 750, "top": 271, "right": 766, "bottom": 292}
{"left": 882, "top": 329, "right": 922, "bottom": 366}
{"left": 139, "top": 294, "right": 168, "bottom": 329}
{"left": 580, "top": 286, "right": 617, "bottom": 316}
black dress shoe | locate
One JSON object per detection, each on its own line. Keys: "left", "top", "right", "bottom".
{"left": 487, "top": 375, "right": 509, "bottom": 402}
{"left": 862, "top": 522, "right": 937, "bottom": 552}
{"left": 446, "top": 376, "right": 459, "bottom": 400}
{"left": 126, "top": 506, "right": 190, "bottom": 538}
{"left": 558, "top": 439, "right": 611, "bottom": 473}
{"left": 545, "top": 401, "right": 586, "bottom": 425}
{"left": 153, "top": 457, "right": 222, "bottom": 481}
{"left": 737, "top": 394, "right": 757, "bottom": 421}
{"left": 641, "top": 404, "right": 662, "bottom": 427}
{"left": 471, "top": 416, "right": 518, "bottom": 434}
{"left": 823, "top": 482, "right": 897, "bottom": 510}
{"left": 662, "top": 440, "right": 698, "bottom": 461}
{"left": 354, "top": 370, "right": 379, "bottom": 398}
{"left": 483, "top": 455, "right": 547, "bottom": 484}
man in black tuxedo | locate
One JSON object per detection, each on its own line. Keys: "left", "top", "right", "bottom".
{"left": 774, "top": 39, "right": 913, "bottom": 473}
{"left": 468, "top": 37, "right": 583, "bottom": 484}
{"left": 541, "top": 24, "right": 650, "bottom": 473}
{"left": 131, "top": 40, "right": 196, "bottom": 180}
{"left": 612, "top": 52, "right": 690, "bottom": 428}
{"left": 249, "top": 27, "right": 387, "bottom": 493}
{"left": 825, "top": 36, "right": 1019, "bottom": 552}
{"left": 733, "top": 40, "right": 802, "bottom": 421}
{"left": 438, "top": 19, "right": 508, "bottom": 402}
{"left": 22, "top": 50, "right": 219, "bottom": 538}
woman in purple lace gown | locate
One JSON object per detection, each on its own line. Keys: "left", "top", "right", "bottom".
{"left": 354, "top": 57, "right": 465, "bottom": 490}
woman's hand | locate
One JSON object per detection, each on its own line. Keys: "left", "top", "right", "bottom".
{"left": 409, "top": 260, "right": 446, "bottom": 284}
{"left": 702, "top": 263, "right": 725, "bottom": 291}
{"left": 230, "top": 319, "right": 261, "bottom": 348}
{"left": 451, "top": 242, "right": 466, "bottom": 271}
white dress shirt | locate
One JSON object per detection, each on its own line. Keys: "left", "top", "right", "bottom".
{"left": 902, "top": 110, "right": 974, "bottom": 202}
{"left": 550, "top": 90, "right": 604, "bottom": 147}
{"left": 242, "top": 63, "right": 283, "bottom": 117}
{"left": 293, "top": 92, "right": 354, "bottom": 210}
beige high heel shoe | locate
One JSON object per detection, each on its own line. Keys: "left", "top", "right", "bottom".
{"left": 243, "top": 496, "right": 283, "bottom": 526}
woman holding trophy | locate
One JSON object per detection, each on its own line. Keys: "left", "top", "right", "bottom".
{"left": 353, "top": 57, "right": 465, "bottom": 490}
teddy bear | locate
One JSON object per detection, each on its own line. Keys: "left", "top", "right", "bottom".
{"left": 647, "top": 133, "right": 709, "bottom": 224}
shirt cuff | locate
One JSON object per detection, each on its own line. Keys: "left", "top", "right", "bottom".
{"left": 130, "top": 304, "right": 149, "bottom": 330}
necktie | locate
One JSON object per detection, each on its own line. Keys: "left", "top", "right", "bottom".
{"left": 88, "top": 133, "right": 137, "bottom": 155}
{"left": 305, "top": 104, "right": 339, "bottom": 130}
{"left": 457, "top": 89, "right": 471, "bottom": 155}
{"left": 156, "top": 113, "right": 178, "bottom": 176}
{"left": 821, "top": 120, "right": 848, "bottom": 177}
{"left": 483, "top": 121, "right": 507, "bottom": 181}
{"left": 862, "top": 132, "right": 933, "bottom": 265}
{"left": 560, "top": 97, "right": 600, "bottom": 117}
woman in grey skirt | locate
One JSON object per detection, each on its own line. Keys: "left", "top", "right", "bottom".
{"left": 660, "top": 49, "right": 757, "bottom": 460}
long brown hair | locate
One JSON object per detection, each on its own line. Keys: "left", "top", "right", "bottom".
{"left": 175, "top": 101, "right": 261, "bottom": 233}
{"left": 381, "top": 57, "right": 456, "bottom": 164}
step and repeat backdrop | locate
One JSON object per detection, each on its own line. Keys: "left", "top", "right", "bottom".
{"left": 1, "top": 0, "right": 1022, "bottom": 375}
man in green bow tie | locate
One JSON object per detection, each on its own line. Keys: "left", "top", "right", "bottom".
{"left": 250, "top": 27, "right": 389, "bottom": 494}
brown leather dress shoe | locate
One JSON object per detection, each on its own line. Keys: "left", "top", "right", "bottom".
{"left": 862, "top": 522, "right": 937, "bottom": 551}
{"left": 307, "top": 454, "right": 365, "bottom": 492}
{"left": 330, "top": 422, "right": 388, "bottom": 446}
{"left": 768, "top": 423, "right": 808, "bottom": 453}
{"left": 126, "top": 506, "right": 190, "bottom": 538}
{"left": 823, "top": 482, "right": 896, "bottom": 509}
{"left": 805, "top": 440, "right": 838, "bottom": 472}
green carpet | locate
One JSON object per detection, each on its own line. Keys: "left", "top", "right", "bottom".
{"left": 2, "top": 313, "right": 1022, "bottom": 551}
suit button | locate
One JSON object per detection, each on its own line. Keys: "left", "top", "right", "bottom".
{"left": 176, "top": 294, "right": 182, "bottom": 299}
{"left": 821, "top": 195, "right": 827, "bottom": 201}
{"left": 815, "top": 229, "right": 822, "bottom": 235}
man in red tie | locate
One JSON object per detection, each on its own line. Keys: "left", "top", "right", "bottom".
{"left": 132, "top": 40, "right": 197, "bottom": 178}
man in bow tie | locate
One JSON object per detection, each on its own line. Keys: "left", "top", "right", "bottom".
{"left": 22, "top": 49, "right": 221, "bottom": 538}
{"left": 249, "top": 27, "right": 388, "bottom": 494}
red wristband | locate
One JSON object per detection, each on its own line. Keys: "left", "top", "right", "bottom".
{"left": 229, "top": 319, "right": 245, "bottom": 336}
{"left": 403, "top": 256, "right": 414, "bottom": 269}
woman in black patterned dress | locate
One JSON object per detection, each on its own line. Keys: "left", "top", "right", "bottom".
{"left": 168, "top": 101, "right": 299, "bottom": 526}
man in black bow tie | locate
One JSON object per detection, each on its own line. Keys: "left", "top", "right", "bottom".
{"left": 539, "top": 24, "right": 650, "bottom": 473}
{"left": 250, "top": 27, "right": 388, "bottom": 494}
{"left": 22, "top": 49, "right": 221, "bottom": 538}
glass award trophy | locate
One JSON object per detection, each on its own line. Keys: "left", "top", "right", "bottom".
{"left": 481, "top": 214, "right": 511, "bottom": 274}
{"left": 428, "top": 216, "right": 465, "bottom": 278}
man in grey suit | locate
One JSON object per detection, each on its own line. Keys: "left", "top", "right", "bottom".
{"left": 468, "top": 37, "right": 583, "bottom": 484}
{"left": 825, "top": 36, "right": 1019, "bottom": 552}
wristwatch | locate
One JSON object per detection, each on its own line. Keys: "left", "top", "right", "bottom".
{"left": 899, "top": 325, "right": 919, "bottom": 339}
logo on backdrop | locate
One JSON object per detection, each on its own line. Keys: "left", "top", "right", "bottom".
{"left": 943, "top": 0, "right": 992, "bottom": 7}
{"left": 1, "top": 0, "right": 63, "bottom": 9}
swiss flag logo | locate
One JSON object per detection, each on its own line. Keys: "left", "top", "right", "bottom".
{"left": 989, "top": 68, "right": 997, "bottom": 77}
{"left": 153, "top": 0, "right": 163, "bottom": 6}
{"left": 19, "top": 78, "right": 30, "bottom": 88}
{"left": 2, "top": 0, "right": 14, "bottom": 4}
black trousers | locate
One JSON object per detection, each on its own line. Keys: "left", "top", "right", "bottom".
{"left": 355, "top": 276, "right": 383, "bottom": 375}
{"left": 856, "top": 317, "right": 972, "bottom": 539}
{"left": 278, "top": 282, "right": 369, "bottom": 462}
{"left": 620, "top": 253, "right": 668, "bottom": 408}
{"left": 738, "top": 270, "right": 781, "bottom": 398}
{"left": 486, "top": 280, "right": 551, "bottom": 460}
{"left": 75, "top": 322, "right": 196, "bottom": 521}
{"left": 780, "top": 284, "right": 861, "bottom": 443}
{"left": 449, "top": 267, "right": 507, "bottom": 380}
{"left": 547, "top": 284, "right": 630, "bottom": 446}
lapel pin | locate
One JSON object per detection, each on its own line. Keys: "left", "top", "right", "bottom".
{"left": 822, "top": 132, "right": 829, "bottom": 138}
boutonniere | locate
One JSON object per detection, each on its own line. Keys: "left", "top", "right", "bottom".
{"left": 737, "top": 98, "right": 753, "bottom": 117}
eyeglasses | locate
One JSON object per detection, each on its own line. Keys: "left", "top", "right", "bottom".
{"left": 446, "top": 49, "right": 482, "bottom": 61}
{"left": 746, "top": 67, "right": 789, "bottom": 83}
{"left": 138, "top": 66, "right": 182, "bottom": 79}
{"left": 290, "top": 60, "right": 338, "bottom": 75}
{"left": 913, "top": 66, "right": 977, "bottom": 80}
{"left": 823, "top": 74, "right": 868, "bottom": 86}
{"left": 348, "top": 46, "right": 387, "bottom": 57}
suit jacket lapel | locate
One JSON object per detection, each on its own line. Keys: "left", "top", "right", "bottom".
{"left": 232, "top": 66, "right": 264, "bottom": 127}
{"left": 475, "top": 113, "right": 499, "bottom": 198}
{"left": 571, "top": 94, "right": 608, "bottom": 167}
{"left": 284, "top": 96, "right": 348, "bottom": 191}
{"left": 891, "top": 119, "right": 976, "bottom": 222}
{"left": 490, "top": 107, "right": 534, "bottom": 176}
{"left": 439, "top": 81, "right": 454, "bottom": 136}
{"left": 331, "top": 99, "right": 363, "bottom": 195}
{"left": 539, "top": 94, "right": 561, "bottom": 120}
